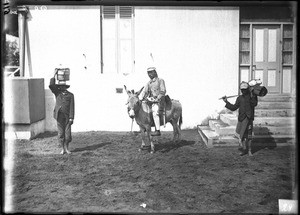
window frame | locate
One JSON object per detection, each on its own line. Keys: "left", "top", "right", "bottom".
{"left": 100, "top": 6, "right": 135, "bottom": 75}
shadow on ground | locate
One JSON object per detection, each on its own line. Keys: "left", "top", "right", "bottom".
{"left": 251, "top": 127, "right": 277, "bottom": 154}
{"left": 34, "top": 131, "right": 58, "bottom": 139}
{"left": 155, "top": 140, "right": 196, "bottom": 153}
{"left": 72, "top": 142, "right": 112, "bottom": 152}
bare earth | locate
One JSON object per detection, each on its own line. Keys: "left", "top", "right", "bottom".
{"left": 7, "top": 129, "right": 296, "bottom": 213}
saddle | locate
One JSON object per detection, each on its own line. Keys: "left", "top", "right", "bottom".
{"left": 148, "top": 95, "right": 173, "bottom": 127}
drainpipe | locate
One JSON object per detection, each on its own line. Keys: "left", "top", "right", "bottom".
{"left": 17, "top": 6, "right": 28, "bottom": 77}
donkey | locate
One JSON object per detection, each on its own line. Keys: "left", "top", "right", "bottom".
{"left": 124, "top": 85, "right": 182, "bottom": 153}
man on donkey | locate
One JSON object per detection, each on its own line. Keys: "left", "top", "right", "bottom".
{"left": 141, "top": 67, "right": 166, "bottom": 136}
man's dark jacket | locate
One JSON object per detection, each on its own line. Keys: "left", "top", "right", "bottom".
{"left": 49, "top": 77, "right": 75, "bottom": 120}
{"left": 225, "top": 94, "right": 258, "bottom": 122}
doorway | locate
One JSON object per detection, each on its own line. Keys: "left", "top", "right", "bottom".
{"left": 252, "top": 25, "right": 281, "bottom": 94}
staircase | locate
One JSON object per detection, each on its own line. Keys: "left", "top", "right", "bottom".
{"left": 198, "top": 94, "right": 296, "bottom": 148}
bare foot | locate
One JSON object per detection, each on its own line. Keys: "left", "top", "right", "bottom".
{"left": 240, "top": 150, "right": 248, "bottom": 156}
{"left": 66, "top": 149, "right": 71, "bottom": 154}
{"left": 60, "top": 150, "right": 65, "bottom": 155}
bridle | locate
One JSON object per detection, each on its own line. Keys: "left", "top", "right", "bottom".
{"left": 127, "top": 95, "right": 142, "bottom": 118}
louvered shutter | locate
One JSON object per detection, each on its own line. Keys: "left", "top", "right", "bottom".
{"left": 103, "top": 6, "right": 133, "bottom": 19}
{"left": 103, "top": 6, "right": 116, "bottom": 19}
{"left": 101, "top": 6, "right": 134, "bottom": 74}
{"left": 120, "top": 6, "right": 133, "bottom": 19}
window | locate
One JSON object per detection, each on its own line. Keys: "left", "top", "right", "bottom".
{"left": 102, "top": 6, "right": 134, "bottom": 75}
{"left": 282, "top": 24, "right": 294, "bottom": 93}
{"left": 239, "top": 24, "right": 251, "bottom": 83}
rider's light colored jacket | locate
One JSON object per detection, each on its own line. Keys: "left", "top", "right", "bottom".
{"left": 142, "top": 77, "right": 166, "bottom": 100}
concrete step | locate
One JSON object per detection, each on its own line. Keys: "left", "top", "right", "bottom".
{"left": 197, "top": 125, "right": 295, "bottom": 148}
{"left": 254, "top": 117, "right": 295, "bottom": 127}
{"left": 253, "top": 125, "right": 295, "bottom": 136}
{"left": 197, "top": 125, "right": 239, "bottom": 148}
{"left": 220, "top": 114, "right": 238, "bottom": 126}
{"left": 220, "top": 114, "right": 295, "bottom": 127}
{"left": 256, "top": 101, "right": 294, "bottom": 109}
{"left": 209, "top": 119, "right": 295, "bottom": 136}
{"left": 258, "top": 94, "right": 296, "bottom": 102}
{"left": 255, "top": 109, "right": 296, "bottom": 117}
{"left": 209, "top": 119, "right": 236, "bottom": 135}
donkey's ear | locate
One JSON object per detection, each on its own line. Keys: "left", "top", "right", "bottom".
{"left": 124, "top": 85, "right": 130, "bottom": 95}
{"left": 136, "top": 87, "right": 144, "bottom": 96}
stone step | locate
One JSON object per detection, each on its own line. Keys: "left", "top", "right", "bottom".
{"left": 197, "top": 125, "right": 295, "bottom": 148}
{"left": 197, "top": 125, "right": 220, "bottom": 148}
{"left": 255, "top": 109, "right": 296, "bottom": 117}
{"left": 256, "top": 101, "right": 294, "bottom": 109}
{"left": 253, "top": 125, "right": 295, "bottom": 135}
{"left": 209, "top": 119, "right": 236, "bottom": 135}
{"left": 258, "top": 94, "right": 295, "bottom": 102}
{"left": 212, "top": 135, "right": 295, "bottom": 147}
{"left": 209, "top": 119, "right": 295, "bottom": 136}
{"left": 220, "top": 114, "right": 295, "bottom": 127}
{"left": 254, "top": 117, "right": 295, "bottom": 127}
{"left": 220, "top": 114, "right": 238, "bottom": 126}
{"left": 197, "top": 125, "right": 240, "bottom": 148}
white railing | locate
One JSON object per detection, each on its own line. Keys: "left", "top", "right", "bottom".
{"left": 4, "top": 66, "right": 20, "bottom": 77}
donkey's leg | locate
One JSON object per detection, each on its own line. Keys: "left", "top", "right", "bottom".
{"left": 139, "top": 128, "right": 147, "bottom": 152}
{"left": 176, "top": 118, "right": 182, "bottom": 141}
{"left": 147, "top": 129, "right": 155, "bottom": 153}
{"left": 171, "top": 120, "right": 179, "bottom": 143}
{"left": 150, "top": 136, "right": 155, "bottom": 154}
{"left": 139, "top": 138, "right": 146, "bottom": 152}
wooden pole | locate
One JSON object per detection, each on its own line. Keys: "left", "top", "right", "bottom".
{"left": 25, "top": 18, "right": 33, "bottom": 77}
{"left": 17, "top": 6, "right": 28, "bottom": 77}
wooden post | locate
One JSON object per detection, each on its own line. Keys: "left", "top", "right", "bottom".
{"left": 17, "top": 6, "right": 28, "bottom": 77}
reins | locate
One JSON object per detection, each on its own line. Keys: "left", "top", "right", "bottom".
{"left": 130, "top": 118, "right": 134, "bottom": 133}
{"left": 129, "top": 98, "right": 141, "bottom": 133}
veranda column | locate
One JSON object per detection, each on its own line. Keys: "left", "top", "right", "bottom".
{"left": 17, "top": 6, "right": 28, "bottom": 77}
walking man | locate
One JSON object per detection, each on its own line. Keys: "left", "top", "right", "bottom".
{"left": 222, "top": 81, "right": 258, "bottom": 156}
{"left": 49, "top": 69, "right": 75, "bottom": 154}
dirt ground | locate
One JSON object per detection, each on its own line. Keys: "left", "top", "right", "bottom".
{"left": 5, "top": 129, "right": 296, "bottom": 213}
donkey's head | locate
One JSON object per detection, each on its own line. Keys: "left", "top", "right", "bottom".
{"left": 124, "top": 85, "right": 144, "bottom": 118}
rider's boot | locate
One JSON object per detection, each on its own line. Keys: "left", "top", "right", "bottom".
{"left": 151, "top": 114, "right": 161, "bottom": 136}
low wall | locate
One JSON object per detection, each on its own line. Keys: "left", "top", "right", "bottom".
{"left": 4, "top": 78, "right": 46, "bottom": 139}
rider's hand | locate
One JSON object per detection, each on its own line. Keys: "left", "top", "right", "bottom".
{"left": 147, "top": 97, "right": 155, "bottom": 102}
{"left": 222, "top": 96, "right": 228, "bottom": 103}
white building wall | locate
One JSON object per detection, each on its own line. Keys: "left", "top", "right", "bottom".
{"left": 24, "top": 6, "right": 239, "bottom": 132}
{"left": 134, "top": 7, "right": 240, "bottom": 129}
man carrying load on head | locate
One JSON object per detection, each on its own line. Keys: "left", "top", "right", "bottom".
{"left": 49, "top": 68, "right": 75, "bottom": 155}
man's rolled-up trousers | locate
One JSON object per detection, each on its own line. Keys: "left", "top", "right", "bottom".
{"left": 57, "top": 111, "right": 72, "bottom": 145}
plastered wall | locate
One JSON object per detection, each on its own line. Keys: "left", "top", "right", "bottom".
{"left": 24, "top": 6, "right": 239, "bottom": 132}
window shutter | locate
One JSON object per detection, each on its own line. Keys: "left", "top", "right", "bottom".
{"left": 120, "top": 6, "right": 133, "bottom": 19}
{"left": 103, "top": 6, "right": 116, "bottom": 19}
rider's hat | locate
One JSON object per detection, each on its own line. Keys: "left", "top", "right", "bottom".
{"left": 147, "top": 67, "right": 156, "bottom": 72}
